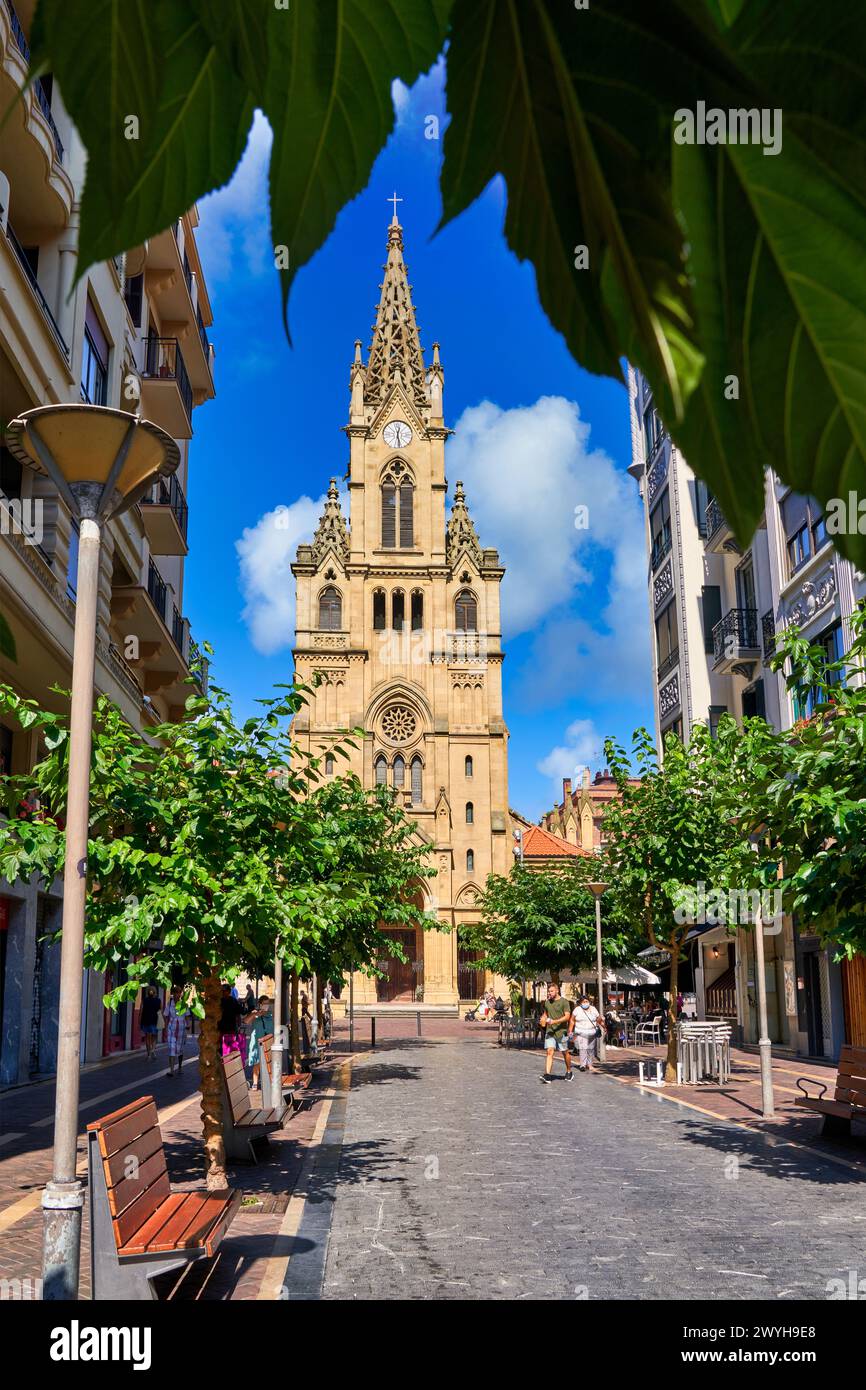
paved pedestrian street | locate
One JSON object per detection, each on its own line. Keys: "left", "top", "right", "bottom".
{"left": 281, "top": 1034, "right": 866, "bottom": 1302}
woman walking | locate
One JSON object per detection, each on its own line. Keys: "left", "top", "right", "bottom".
{"left": 164, "top": 987, "right": 189, "bottom": 1077}
{"left": 247, "top": 996, "right": 274, "bottom": 1091}
{"left": 139, "top": 986, "right": 161, "bottom": 1063}
{"left": 571, "top": 992, "right": 605, "bottom": 1072}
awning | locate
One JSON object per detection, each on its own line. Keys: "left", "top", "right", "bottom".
{"left": 559, "top": 964, "right": 661, "bottom": 987}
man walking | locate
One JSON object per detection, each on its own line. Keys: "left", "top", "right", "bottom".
{"left": 540, "top": 983, "right": 573, "bottom": 1083}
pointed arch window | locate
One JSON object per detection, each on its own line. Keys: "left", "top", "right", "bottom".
{"left": 381, "top": 463, "right": 414, "bottom": 548}
{"left": 410, "top": 756, "right": 423, "bottom": 805}
{"left": 324, "top": 754, "right": 335, "bottom": 776}
{"left": 465, "top": 755, "right": 473, "bottom": 778}
{"left": 465, "top": 801, "right": 474, "bottom": 825}
{"left": 374, "top": 755, "right": 387, "bottom": 786}
{"left": 466, "top": 849, "right": 474, "bottom": 872}
{"left": 411, "top": 590, "right": 423, "bottom": 631}
{"left": 373, "top": 589, "right": 386, "bottom": 630}
{"left": 318, "top": 587, "right": 342, "bottom": 630}
{"left": 455, "top": 590, "right": 477, "bottom": 631}
{"left": 392, "top": 590, "right": 405, "bottom": 631}
{"left": 393, "top": 756, "right": 405, "bottom": 790}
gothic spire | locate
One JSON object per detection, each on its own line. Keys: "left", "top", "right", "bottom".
{"left": 312, "top": 478, "right": 349, "bottom": 563}
{"left": 446, "top": 480, "right": 482, "bottom": 565}
{"left": 365, "top": 211, "right": 428, "bottom": 410}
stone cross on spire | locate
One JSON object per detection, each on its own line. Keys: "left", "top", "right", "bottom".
{"left": 388, "top": 190, "right": 403, "bottom": 221}
{"left": 364, "top": 211, "right": 428, "bottom": 409}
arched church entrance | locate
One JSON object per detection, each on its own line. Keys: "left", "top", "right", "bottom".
{"left": 375, "top": 887, "right": 426, "bottom": 1002}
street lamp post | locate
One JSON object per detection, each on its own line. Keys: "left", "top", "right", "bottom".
{"left": 269, "top": 953, "right": 283, "bottom": 1110}
{"left": 587, "top": 881, "right": 608, "bottom": 1062}
{"left": 749, "top": 839, "right": 776, "bottom": 1119}
{"left": 7, "top": 405, "right": 179, "bottom": 1300}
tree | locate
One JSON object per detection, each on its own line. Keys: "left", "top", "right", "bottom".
{"left": 466, "top": 855, "right": 638, "bottom": 989}
{"left": 0, "top": 674, "right": 431, "bottom": 1186}
{"left": 717, "top": 607, "right": 866, "bottom": 962}
{"left": 603, "top": 725, "right": 770, "bottom": 1079}
{"left": 14, "top": 2, "right": 866, "bottom": 567}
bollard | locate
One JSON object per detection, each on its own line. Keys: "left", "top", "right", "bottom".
{"left": 371, "top": 1017, "right": 376, "bottom": 1050}
{"left": 638, "top": 1061, "right": 645, "bottom": 1085}
{"left": 260, "top": 1046, "right": 272, "bottom": 1109}
{"left": 676, "top": 1061, "right": 683, "bottom": 1086}
{"left": 656, "top": 1060, "right": 663, "bottom": 1085}
{"left": 417, "top": 1010, "right": 422, "bottom": 1037}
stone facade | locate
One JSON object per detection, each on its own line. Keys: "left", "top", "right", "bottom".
{"left": 291, "top": 214, "right": 511, "bottom": 1009}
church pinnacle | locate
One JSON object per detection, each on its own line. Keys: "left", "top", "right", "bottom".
{"left": 364, "top": 204, "right": 429, "bottom": 409}
{"left": 446, "top": 480, "right": 482, "bottom": 565}
{"left": 312, "top": 477, "right": 349, "bottom": 563}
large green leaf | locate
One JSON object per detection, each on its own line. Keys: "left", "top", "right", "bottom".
{"left": 31, "top": 0, "right": 254, "bottom": 274}
{"left": 259, "top": 0, "right": 452, "bottom": 330}
{"left": 441, "top": 0, "right": 747, "bottom": 414}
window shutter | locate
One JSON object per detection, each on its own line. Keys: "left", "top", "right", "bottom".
{"left": 399, "top": 483, "right": 414, "bottom": 547}
{"left": 701, "top": 586, "right": 722, "bottom": 654}
{"left": 382, "top": 484, "right": 396, "bottom": 547}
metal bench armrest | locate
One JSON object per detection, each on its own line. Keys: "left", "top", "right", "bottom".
{"left": 796, "top": 1077, "right": 827, "bottom": 1100}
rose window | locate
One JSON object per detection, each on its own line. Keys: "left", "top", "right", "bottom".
{"left": 381, "top": 704, "right": 416, "bottom": 744}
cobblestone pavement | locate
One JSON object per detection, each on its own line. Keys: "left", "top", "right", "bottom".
{"left": 313, "top": 1036, "right": 866, "bottom": 1301}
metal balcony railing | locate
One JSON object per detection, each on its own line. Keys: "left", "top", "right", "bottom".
{"left": 142, "top": 335, "right": 193, "bottom": 424}
{"left": 650, "top": 530, "right": 672, "bottom": 571}
{"left": 147, "top": 559, "right": 167, "bottom": 622}
{"left": 171, "top": 605, "right": 187, "bottom": 657}
{"left": 657, "top": 646, "right": 679, "bottom": 682}
{"left": 762, "top": 609, "right": 776, "bottom": 660}
{"left": 148, "top": 473, "right": 188, "bottom": 543}
{"left": 4, "top": 0, "right": 64, "bottom": 160}
{"left": 712, "top": 607, "right": 759, "bottom": 663}
{"left": 705, "top": 496, "right": 727, "bottom": 542}
{"left": 196, "top": 303, "right": 210, "bottom": 360}
{"left": 4, "top": 222, "right": 69, "bottom": 359}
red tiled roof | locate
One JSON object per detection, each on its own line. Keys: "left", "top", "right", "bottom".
{"left": 522, "top": 825, "right": 589, "bottom": 859}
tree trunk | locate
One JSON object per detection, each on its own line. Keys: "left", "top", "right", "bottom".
{"left": 199, "top": 972, "right": 229, "bottom": 1190}
{"left": 665, "top": 945, "right": 680, "bottom": 1082}
{"left": 289, "top": 968, "right": 301, "bottom": 1073}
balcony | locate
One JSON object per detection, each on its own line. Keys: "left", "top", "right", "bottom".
{"left": 657, "top": 646, "right": 679, "bottom": 682}
{"left": 650, "top": 530, "right": 672, "bottom": 572}
{"left": 704, "top": 497, "right": 741, "bottom": 554}
{"left": 444, "top": 630, "right": 488, "bottom": 662}
{"left": 139, "top": 473, "right": 188, "bottom": 556}
{"left": 140, "top": 336, "right": 193, "bottom": 438}
{"left": 712, "top": 607, "right": 760, "bottom": 674}
{"left": 762, "top": 609, "right": 776, "bottom": 661}
{"left": 3, "top": 220, "right": 69, "bottom": 361}
{"left": 110, "top": 560, "right": 203, "bottom": 719}
{"left": 142, "top": 222, "right": 214, "bottom": 395}
{"left": 1, "top": 0, "right": 73, "bottom": 228}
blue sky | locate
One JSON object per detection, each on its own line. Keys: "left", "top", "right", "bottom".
{"left": 188, "top": 62, "right": 653, "bottom": 822}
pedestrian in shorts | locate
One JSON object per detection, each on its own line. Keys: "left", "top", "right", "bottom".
{"left": 540, "top": 983, "right": 573, "bottom": 1083}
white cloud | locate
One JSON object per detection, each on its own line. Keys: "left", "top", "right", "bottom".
{"left": 196, "top": 110, "right": 272, "bottom": 288}
{"left": 235, "top": 494, "right": 324, "bottom": 656}
{"left": 536, "top": 718, "right": 604, "bottom": 803}
{"left": 448, "top": 394, "right": 652, "bottom": 713}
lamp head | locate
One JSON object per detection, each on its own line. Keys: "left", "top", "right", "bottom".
{"left": 587, "top": 881, "right": 608, "bottom": 897}
{"left": 5, "top": 404, "right": 179, "bottom": 523}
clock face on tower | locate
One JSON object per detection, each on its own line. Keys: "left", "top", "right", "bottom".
{"left": 383, "top": 420, "right": 412, "bottom": 449}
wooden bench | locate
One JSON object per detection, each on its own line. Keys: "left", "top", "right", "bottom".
{"left": 221, "top": 1050, "right": 285, "bottom": 1162}
{"left": 87, "top": 1095, "right": 241, "bottom": 1301}
{"left": 261, "top": 1033, "right": 313, "bottom": 1111}
{"left": 796, "top": 1045, "right": 866, "bottom": 1138}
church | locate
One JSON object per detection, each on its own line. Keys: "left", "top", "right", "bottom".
{"left": 291, "top": 210, "right": 511, "bottom": 1009}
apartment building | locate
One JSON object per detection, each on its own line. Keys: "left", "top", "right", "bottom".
{"left": 627, "top": 364, "right": 866, "bottom": 1061}
{"left": 0, "top": 0, "right": 214, "bottom": 1083}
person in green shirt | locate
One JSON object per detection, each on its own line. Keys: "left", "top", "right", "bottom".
{"left": 540, "top": 983, "right": 573, "bottom": 1083}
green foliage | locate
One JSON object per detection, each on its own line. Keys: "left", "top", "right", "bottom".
{"left": 0, "top": 675, "right": 434, "bottom": 1010}
{"left": 21, "top": 0, "right": 866, "bottom": 565}
{"left": 465, "top": 855, "right": 638, "bottom": 982}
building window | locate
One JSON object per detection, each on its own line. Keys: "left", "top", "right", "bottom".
{"left": 700, "top": 586, "right": 722, "bottom": 655}
{"left": 466, "top": 849, "right": 474, "bottom": 873}
{"left": 66, "top": 521, "right": 80, "bottom": 601}
{"left": 655, "top": 598, "right": 678, "bottom": 678}
{"left": 792, "top": 623, "right": 845, "bottom": 719}
{"left": 741, "top": 681, "right": 766, "bottom": 721}
{"left": 0, "top": 447, "right": 23, "bottom": 502}
{"left": 465, "top": 801, "right": 474, "bottom": 825}
{"left": 392, "top": 590, "right": 405, "bottom": 631}
{"left": 649, "top": 491, "right": 671, "bottom": 569}
{"left": 465, "top": 755, "right": 473, "bottom": 778}
{"left": 694, "top": 479, "right": 712, "bottom": 537}
{"left": 782, "top": 493, "right": 826, "bottom": 578}
{"left": 373, "top": 589, "right": 386, "bottom": 630}
{"left": 124, "top": 272, "right": 143, "bottom": 327}
{"left": 411, "top": 590, "right": 423, "bottom": 631}
{"left": 708, "top": 705, "right": 727, "bottom": 739}
{"left": 410, "top": 757, "right": 423, "bottom": 805}
{"left": 324, "top": 754, "right": 335, "bottom": 776}
{"left": 318, "top": 587, "right": 342, "bottom": 630}
{"left": 661, "top": 717, "right": 683, "bottom": 742}
{"left": 393, "top": 756, "right": 405, "bottom": 789}
{"left": 643, "top": 401, "right": 665, "bottom": 459}
{"left": 374, "top": 756, "right": 388, "bottom": 786}
{"left": 81, "top": 299, "right": 109, "bottom": 405}
{"left": 381, "top": 467, "right": 414, "bottom": 547}
{"left": 455, "top": 591, "right": 477, "bottom": 631}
